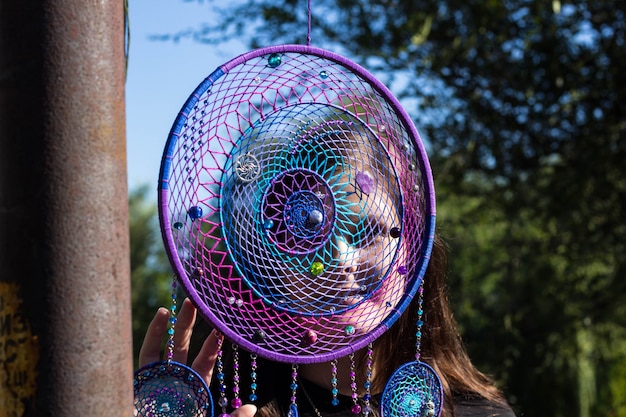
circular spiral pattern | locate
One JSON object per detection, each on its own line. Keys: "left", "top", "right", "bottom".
{"left": 158, "top": 45, "right": 436, "bottom": 363}
{"left": 134, "top": 361, "right": 213, "bottom": 417}
{"left": 262, "top": 169, "right": 334, "bottom": 253}
{"left": 233, "top": 153, "right": 261, "bottom": 183}
{"left": 380, "top": 361, "right": 443, "bottom": 417}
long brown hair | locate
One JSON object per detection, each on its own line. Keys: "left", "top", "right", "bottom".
{"left": 369, "top": 233, "right": 507, "bottom": 415}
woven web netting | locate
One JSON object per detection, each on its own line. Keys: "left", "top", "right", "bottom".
{"left": 134, "top": 362, "right": 213, "bottom": 417}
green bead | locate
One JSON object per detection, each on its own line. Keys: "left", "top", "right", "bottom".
{"left": 310, "top": 261, "right": 324, "bottom": 276}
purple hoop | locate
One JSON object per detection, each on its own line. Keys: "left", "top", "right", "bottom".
{"left": 158, "top": 45, "right": 436, "bottom": 364}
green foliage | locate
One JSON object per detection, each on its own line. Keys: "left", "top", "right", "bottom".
{"left": 129, "top": 185, "right": 172, "bottom": 367}
{"left": 151, "top": 1, "right": 626, "bottom": 414}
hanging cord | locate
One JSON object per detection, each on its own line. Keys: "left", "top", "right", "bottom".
{"left": 307, "top": 0, "right": 312, "bottom": 46}
{"left": 123, "top": 0, "right": 130, "bottom": 80}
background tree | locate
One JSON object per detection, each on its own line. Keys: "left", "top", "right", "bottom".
{"left": 129, "top": 185, "right": 171, "bottom": 367}
{"left": 147, "top": 1, "right": 626, "bottom": 415}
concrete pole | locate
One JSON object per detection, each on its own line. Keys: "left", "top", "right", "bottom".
{"left": 0, "top": 1, "right": 133, "bottom": 415}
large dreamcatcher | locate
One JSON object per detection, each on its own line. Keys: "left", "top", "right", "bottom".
{"left": 134, "top": 5, "right": 441, "bottom": 417}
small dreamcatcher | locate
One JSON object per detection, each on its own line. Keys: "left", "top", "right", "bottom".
{"left": 380, "top": 283, "right": 443, "bottom": 417}
{"left": 135, "top": 1, "right": 442, "bottom": 416}
{"left": 134, "top": 283, "right": 214, "bottom": 416}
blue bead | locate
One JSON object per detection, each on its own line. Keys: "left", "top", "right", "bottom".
{"left": 250, "top": 383, "right": 257, "bottom": 390}
{"left": 268, "top": 54, "right": 282, "bottom": 68}
{"left": 332, "top": 398, "right": 340, "bottom": 406}
{"left": 249, "top": 394, "right": 258, "bottom": 401}
{"left": 188, "top": 206, "right": 203, "bottom": 220}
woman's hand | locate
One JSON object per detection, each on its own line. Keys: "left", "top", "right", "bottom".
{"left": 138, "top": 298, "right": 257, "bottom": 417}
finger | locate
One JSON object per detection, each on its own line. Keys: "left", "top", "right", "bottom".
{"left": 191, "top": 329, "right": 222, "bottom": 386}
{"left": 138, "top": 307, "right": 170, "bottom": 367}
{"left": 231, "top": 404, "right": 257, "bottom": 417}
{"left": 171, "top": 298, "right": 197, "bottom": 364}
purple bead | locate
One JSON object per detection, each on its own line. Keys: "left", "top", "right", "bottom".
{"left": 356, "top": 171, "right": 375, "bottom": 194}
{"left": 351, "top": 404, "right": 362, "bottom": 414}
{"left": 303, "top": 330, "right": 318, "bottom": 345}
{"left": 231, "top": 398, "right": 242, "bottom": 408}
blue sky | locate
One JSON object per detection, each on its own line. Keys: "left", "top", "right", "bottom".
{"left": 125, "top": 0, "right": 246, "bottom": 196}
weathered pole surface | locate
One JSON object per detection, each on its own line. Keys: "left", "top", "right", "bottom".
{"left": 0, "top": 1, "right": 133, "bottom": 415}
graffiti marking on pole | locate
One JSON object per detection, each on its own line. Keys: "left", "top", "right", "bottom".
{"left": 0, "top": 282, "right": 39, "bottom": 417}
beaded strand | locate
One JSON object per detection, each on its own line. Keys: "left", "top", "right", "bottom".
{"left": 288, "top": 364, "right": 299, "bottom": 417}
{"left": 231, "top": 344, "right": 242, "bottom": 409}
{"left": 415, "top": 284, "right": 425, "bottom": 361}
{"left": 166, "top": 279, "right": 178, "bottom": 362}
{"left": 216, "top": 336, "right": 229, "bottom": 417}
{"left": 249, "top": 353, "right": 258, "bottom": 402}
{"left": 330, "top": 359, "right": 339, "bottom": 406}
{"left": 349, "top": 353, "right": 361, "bottom": 415}
{"left": 362, "top": 344, "right": 373, "bottom": 416}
